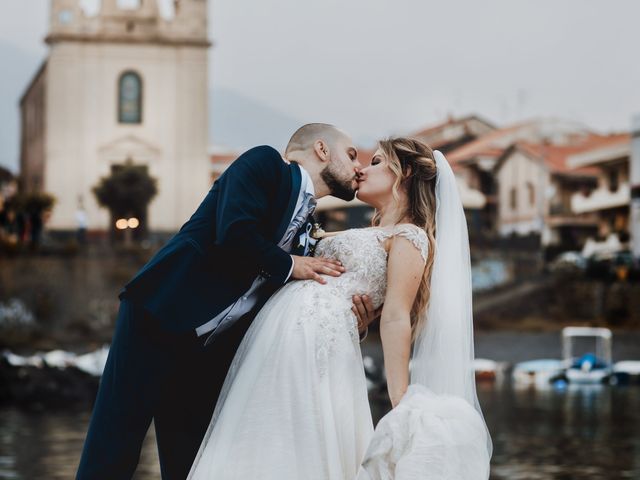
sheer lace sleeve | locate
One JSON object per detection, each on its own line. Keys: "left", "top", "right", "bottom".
{"left": 379, "top": 224, "right": 428, "bottom": 262}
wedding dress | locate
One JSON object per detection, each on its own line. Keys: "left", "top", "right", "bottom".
{"left": 189, "top": 149, "right": 491, "bottom": 480}
{"left": 188, "top": 224, "right": 428, "bottom": 480}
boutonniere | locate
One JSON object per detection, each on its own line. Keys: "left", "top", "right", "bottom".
{"left": 296, "top": 223, "right": 321, "bottom": 256}
{"left": 310, "top": 223, "right": 326, "bottom": 240}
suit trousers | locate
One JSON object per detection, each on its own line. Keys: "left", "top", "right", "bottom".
{"left": 76, "top": 299, "right": 250, "bottom": 480}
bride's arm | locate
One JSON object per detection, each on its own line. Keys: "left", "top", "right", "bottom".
{"left": 380, "top": 236, "right": 426, "bottom": 408}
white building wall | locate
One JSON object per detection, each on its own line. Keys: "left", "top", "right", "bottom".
{"left": 41, "top": 0, "right": 210, "bottom": 231}
{"left": 497, "top": 150, "right": 547, "bottom": 236}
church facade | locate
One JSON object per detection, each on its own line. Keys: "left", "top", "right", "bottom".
{"left": 20, "top": 0, "right": 211, "bottom": 232}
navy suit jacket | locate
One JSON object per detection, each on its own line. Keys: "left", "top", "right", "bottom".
{"left": 119, "top": 145, "right": 303, "bottom": 333}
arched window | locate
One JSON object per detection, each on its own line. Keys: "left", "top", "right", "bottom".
{"left": 118, "top": 71, "right": 143, "bottom": 124}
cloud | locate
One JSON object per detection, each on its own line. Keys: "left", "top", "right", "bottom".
{"left": 1, "top": 0, "right": 639, "bottom": 172}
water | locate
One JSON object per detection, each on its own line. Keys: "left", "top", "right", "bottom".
{"left": 478, "top": 384, "right": 640, "bottom": 479}
{"left": 1, "top": 383, "right": 639, "bottom": 479}
{"left": 0, "top": 409, "right": 161, "bottom": 479}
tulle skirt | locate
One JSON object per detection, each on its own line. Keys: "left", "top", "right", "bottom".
{"left": 188, "top": 279, "right": 490, "bottom": 479}
{"left": 188, "top": 280, "right": 374, "bottom": 479}
{"left": 356, "top": 385, "right": 491, "bottom": 480}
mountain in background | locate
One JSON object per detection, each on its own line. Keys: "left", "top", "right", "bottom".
{"left": 209, "top": 88, "right": 377, "bottom": 152}
{"left": 209, "top": 87, "right": 303, "bottom": 152}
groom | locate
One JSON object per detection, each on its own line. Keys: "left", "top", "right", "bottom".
{"left": 77, "top": 123, "right": 380, "bottom": 480}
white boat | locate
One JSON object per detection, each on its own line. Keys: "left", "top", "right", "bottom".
{"left": 512, "top": 359, "right": 565, "bottom": 387}
{"left": 562, "top": 327, "right": 613, "bottom": 384}
{"left": 611, "top": 361, "right": 640, "bottom": 385}
{"left": 473, "top": 358, "right": 501, "bottom": 382}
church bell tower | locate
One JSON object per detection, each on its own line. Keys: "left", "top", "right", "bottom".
{"left": 23, "top": 0, "right": 213, "bottom": 232}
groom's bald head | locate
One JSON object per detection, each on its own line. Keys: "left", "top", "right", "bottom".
{"left": 285, "top": 123, "right": 347, "bottom": 155}
{"left": 284, "top": 123, "right": 360, "bottom": 201}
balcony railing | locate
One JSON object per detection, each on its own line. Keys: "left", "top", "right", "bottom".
{"left": 546, "top": 212, "right": 599, "bottom": 227}
{"left": 571, "top": 183, "right": 630, "bottom": 214}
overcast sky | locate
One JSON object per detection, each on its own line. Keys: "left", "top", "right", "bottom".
{"left": 1, "top": 0, "right": 639, "bottom": 172}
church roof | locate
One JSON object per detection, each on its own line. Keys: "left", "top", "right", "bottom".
{"left": 19, "top": 59, "right": 47, "bottom": 106}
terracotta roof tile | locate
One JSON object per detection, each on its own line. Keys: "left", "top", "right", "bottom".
{"left": 446, "top": 122, "right": 534, "bottom": 164}
{"left": 514, "top": 133, "right": 629, "bottom": 175}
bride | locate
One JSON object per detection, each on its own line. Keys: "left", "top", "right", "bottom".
{"left": 188, "top": 137, "right": 492, "bottom": 479}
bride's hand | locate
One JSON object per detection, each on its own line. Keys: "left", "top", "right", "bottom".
{"left": 351, "top": 295, "right": 381, "bottom": 333}
{"left": 291, "top": 255, "right": 345, "bottom": 284}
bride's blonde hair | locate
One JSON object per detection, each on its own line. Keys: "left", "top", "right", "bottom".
{"left": 372, "top": 137, "right": 438, "bottom": 340}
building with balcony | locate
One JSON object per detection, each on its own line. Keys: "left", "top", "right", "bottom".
{"left": 493, "top": 137, "right": 626, "bottom": 249}
{"left": 446, "top": 118, "right": 591, "bottom": 238}
{"left": 567, "top": 134, "right": 631, "bottom": 241}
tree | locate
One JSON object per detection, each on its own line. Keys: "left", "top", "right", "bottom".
{"left": 92, "top": 160, "right": 158, "bottom": 242}
{"left": 6, "top": 192, "right": 56, "bottom": 249}
{"left": 21, "top": 192, "right": 56, "bottom": 215}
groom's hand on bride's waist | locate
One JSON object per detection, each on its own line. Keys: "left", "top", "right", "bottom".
{"left": 291, "top": 255, "right": 345, "bottom": 284}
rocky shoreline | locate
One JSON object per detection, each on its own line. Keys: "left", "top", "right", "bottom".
{"left": 0, "top": 348, "right": 107, "bottom": 408}
{"left": 5, "top": 329, "right": 640, "bottom": 409}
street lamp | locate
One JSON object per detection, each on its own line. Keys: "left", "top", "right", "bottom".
{"left": 115, "top": 217, "right": 140, "bottom": 245}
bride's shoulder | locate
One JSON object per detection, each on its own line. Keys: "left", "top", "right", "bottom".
{"left": 387, "top": 224, "right": 429, "bottom": 262}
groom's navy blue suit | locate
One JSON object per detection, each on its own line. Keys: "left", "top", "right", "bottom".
{"left": 77, "top": 146, "right": 308, "bottom": 480}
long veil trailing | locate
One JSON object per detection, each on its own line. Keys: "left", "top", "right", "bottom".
{"left": 358, "top": 150, "right": 492, "bottom": 480}
{"left": 410, "top": 150, "right": 493, "bottom": 451}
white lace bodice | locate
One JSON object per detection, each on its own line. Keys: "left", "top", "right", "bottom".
{"left": 313, "top": 224, "right": 428, "bottom": 308}
{"left": 291, "top": 224, "right": 428, "bottom": 374}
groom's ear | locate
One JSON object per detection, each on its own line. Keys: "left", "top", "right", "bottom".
{"left": 314, "top": 139, "right": 330, "bottom": 163}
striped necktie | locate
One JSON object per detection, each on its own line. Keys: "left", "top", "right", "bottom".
{"left": 280, "top": 192, "right": 316, "bottom": 251}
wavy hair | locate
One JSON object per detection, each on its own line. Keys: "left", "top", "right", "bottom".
{"left": 373, "top": 137, "right": 438, "bottom": 339}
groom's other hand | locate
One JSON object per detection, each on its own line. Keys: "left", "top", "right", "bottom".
{"left": 291, "top": 255, "right": 345, "bottom": 284}
{"left": 352, "top": 295, "right": 381, "bottom": 334}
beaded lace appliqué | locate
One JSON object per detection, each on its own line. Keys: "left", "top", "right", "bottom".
{"left": 376, "top": 224, "right": 429, "bottom": 262}
{"left": 300, "top": 225, "right": 428, "bottom": 376}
